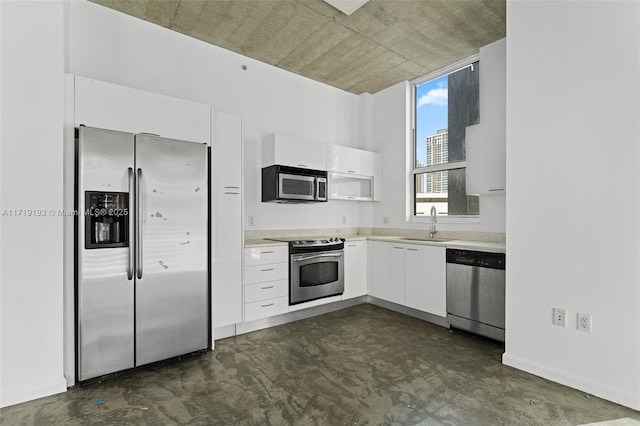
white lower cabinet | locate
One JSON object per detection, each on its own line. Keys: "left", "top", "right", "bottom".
{"left": 343, "top": 240, "right": 367, "bottom": 299}
{"left": 404, "top": 244, "right": 446, "bottom": 316}
{"left": 244, "top": 279, "right": 288, "bottom": 303}
{"left": 245, "top": 263, "right": 288, "bottom": 285}
{"left": 387, "top": 245, "right": 406, "bottom": 305}
{"left": 241, "top": 239, "right": 446, "bottom": 323}
{"left": 372, "top": 241, "right": 396, "bottom": 302}
{"left": 243, "top": 245, "right": 289, "bottom": 322}
{"left": 371, "top": 241, "right": 446, "bottom": 317}
{"left": 244, "top": 297, "right": 289, "bottom": 323}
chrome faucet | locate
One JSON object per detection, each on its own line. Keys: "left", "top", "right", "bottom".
{"left": 429, "top": 206, "right": 437, "bottom": 238}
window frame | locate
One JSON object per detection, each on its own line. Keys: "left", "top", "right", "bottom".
{"left": 409, "top": 53, "right": 480, "bottom": 223}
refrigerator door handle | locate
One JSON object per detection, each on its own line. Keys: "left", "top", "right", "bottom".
{"left": 136, "top": 167, "right": 143, "bottom": 279}
{"left": 127, "top": 167, "right": 134, "bottom": 280}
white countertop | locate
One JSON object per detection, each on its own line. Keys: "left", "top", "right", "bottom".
{"left": 245, "top": 235, "right": 505, "bottom": 253}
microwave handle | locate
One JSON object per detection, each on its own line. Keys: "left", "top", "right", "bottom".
{"left": 315, "top": 177, "right": 326, "bottom": 201}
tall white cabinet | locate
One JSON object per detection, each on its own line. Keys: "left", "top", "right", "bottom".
{"left": 212, "top": 111, "right": 243, "bottom": 332}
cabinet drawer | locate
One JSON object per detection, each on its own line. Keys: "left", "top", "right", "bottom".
{"left": 244, "top": 279, "right": 288, "bottom": 303}
{"left": 244, "top": 296, "right": 288, "bottom": 322}
{"left": 245, "top": 262, "right": 288, "bottom": 285}
{"left": 245, "top": 246, "right": 288, "bottom": 266}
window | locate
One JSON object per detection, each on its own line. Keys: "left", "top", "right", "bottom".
{"left": 412, "top": 59, "right": 480, "bottom": 218}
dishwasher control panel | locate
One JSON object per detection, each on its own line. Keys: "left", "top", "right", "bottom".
{"left": 446, "top": 249, "right": 505, "bottom": 270}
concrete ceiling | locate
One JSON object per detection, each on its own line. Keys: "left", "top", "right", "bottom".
{"left": 90, "top": 0, "right": 506, "bottom": 94}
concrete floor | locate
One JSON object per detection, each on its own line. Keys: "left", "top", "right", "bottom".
{"left": 2, "top": 304, "right": 639, "bottom": 425}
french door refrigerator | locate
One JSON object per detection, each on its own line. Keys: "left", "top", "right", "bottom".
{"left": 76, "top": 126, "right": 209, "bottom": 382}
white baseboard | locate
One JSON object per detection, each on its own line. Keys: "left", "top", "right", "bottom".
{"left": 502, "top": 352, "right": 640, "bottom": 411}
{"left": 0, "top": 377, "right": 67, "bottom": 408}
{"left": 214, "top": 324, "right": 236, "bottom": 341}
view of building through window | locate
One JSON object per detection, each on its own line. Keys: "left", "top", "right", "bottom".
{"left": 425, "top": 129, "right": 448, "bottom": 192}
{"left": 413, "top": 63, "right": 480, "bottom": 217}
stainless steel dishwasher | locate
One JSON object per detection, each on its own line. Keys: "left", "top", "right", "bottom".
{"left": 446, "top": 249, "right": 506, "bottom": 342}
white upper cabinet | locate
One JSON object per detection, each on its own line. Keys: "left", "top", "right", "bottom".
{"left": 261, "top": 133, "right": 326, "bottom": 170}
{"left": 214, "top": 111, "right": 242, "bottom": 189}
{"left": 74, "top": 76, "right": 210, "bottom": 144}
{"left": 328, "top": 173, "right": 373, "bottom": 201}
{"left": 327, "top": 145, "right": 382, "bottom": 201}
{"left": 328, "top": 145, "right": 361, "bottom": 174}
{"left": 479, "top": 38, "right": 506, "bottom": 121}
{"left": 466, "top": 38, "right": 506, "bottom": 195}
{"left": 466, "top": 118, "right": 506, "bottom": 195}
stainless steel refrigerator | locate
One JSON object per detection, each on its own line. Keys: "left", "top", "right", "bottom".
{"left": 76, "top": 126, "right": 209, "bottom": 382}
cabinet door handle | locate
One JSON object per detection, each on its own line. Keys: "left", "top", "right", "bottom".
{"left": 393, "top": 246, "right": 403, "bottom": 250}
{"left": 407, "top": 248, "right": 418, "bottom": 251}
{"left": 489, "top": 188, "right": 505, "bottom": 192}
{"left": 224, "top": 186, "right": 240, "bottom": 189}
{"left": 224, "top": 192, "right": 240, "bottom": 195}
{"left": 261, "top": 250, "right": 274, "bottom": 254}
{"left": 261, "top": 285, "right": 275, "bottom": 290}
{"left": 260, "top": 268, "right": 274, "bottom": 272}
{"left": 347, "top": 170, "right": 356, "bottom": 173}
{"left": 261, "top": 303, "right": 274, "bottom": 308}
{"left": 297, "top": 164, "right": 308, "bottom": 168}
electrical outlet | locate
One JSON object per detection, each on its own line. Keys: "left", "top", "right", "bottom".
{"left": 248, "top": 216, "right": 255, "bottom": 226}
{"left": 383, "top": 216, "right": 389, "bottom": 224}
{"left": 552, "top": 308, "right": 567, "bottom": 327}
{"left": 577, "top": 313, "right": 592, "bottom": 333}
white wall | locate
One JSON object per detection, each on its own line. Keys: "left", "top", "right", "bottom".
{"left": 370, "top": 81, "right": 507, "bottom": 234}
{"left": 504, "top": 1, "right": 640, "bottom": 410}
{"left": 67, "top": 0, "right": 362, "bottom": 232}
{"left": 0, "top": 1, "right": 67, "bottom": 407}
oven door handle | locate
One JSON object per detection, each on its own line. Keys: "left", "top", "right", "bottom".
{"left": 292, "top": 253, "right": 343, "bottom": 262}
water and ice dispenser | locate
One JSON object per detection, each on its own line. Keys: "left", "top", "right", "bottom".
{"left": 85, "top": 191, "right": 129, "bottom": 248}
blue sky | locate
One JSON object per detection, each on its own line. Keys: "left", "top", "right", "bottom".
{"left": 415, "top": 75, "right": 448, "bottom": 167}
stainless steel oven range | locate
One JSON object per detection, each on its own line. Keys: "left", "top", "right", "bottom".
{"left": 269, "top": 237, "right": 345, "bottom": 305}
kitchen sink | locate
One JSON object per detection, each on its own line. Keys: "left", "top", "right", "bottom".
{"left": 401, "top": 237, "right": 453, "bottom": 243}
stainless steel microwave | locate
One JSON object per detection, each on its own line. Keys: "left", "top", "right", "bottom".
{"left": 262, "top": 165, "right": 327, "bottom": 203}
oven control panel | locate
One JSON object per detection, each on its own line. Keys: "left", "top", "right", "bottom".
{"left": 290, "top": 237, "right": 344, "bottom": 248}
